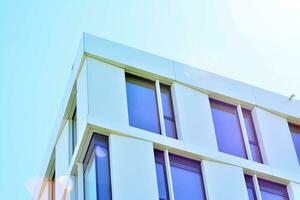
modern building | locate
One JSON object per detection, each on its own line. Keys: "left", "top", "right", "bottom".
{"left": 35, "top": 33, "right": 300, "bottom": 200}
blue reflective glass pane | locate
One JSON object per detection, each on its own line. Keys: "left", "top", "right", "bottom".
{"left": 290, "top": 124, "right": 300, "bottom": 165}
{"left": 210, "top": 99, "right": 247, "bottom": 159}
{"left": 169, "top": 154, "right": 206, "bottom": 200}
{"left": 84, "top": 154, "right": 97, "bottom": 200}
{"left": 164, "top": 119, "right": 177, "bottom": 139}
{"left": 250, "top": 143, "right": 263, "bottom": 163}
{"left": 154, "top": 150, "right": 169, "bottom": 200}
{"left": 160, "top": 84, "right": 177, "bottom": 139}
{"left": 244, "top": 175, "right": 257, "bottom": 200}
{"left": 126, "top": 76, "right": 160, "bottom": 134}
{"left": 95, "top": 144, "right": 111, "bottom": 200}
{"left": 160, "top": 85, "right": 173, "bottom": 118}
{"left": 242, "top": 109, "right": 263, "bottom": 163}
{"left": 259, "top": 178, "right": 288, "bottom": 200}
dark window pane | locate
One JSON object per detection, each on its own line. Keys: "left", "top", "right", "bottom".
{"left": 169, "top": 154, "right": 206, "bottom": 200}
{"left": 95, "top": 145, "right": 111, "bottom": 200}
{"left": 250, "top": 144, "right": 263, "bottom": 163}
{"left": 242, "top": 109, "right": 263, "bottom": 163}
{"left": 164, "top": 119, "right": 177, "bottom": 139}
{"left": 84, "top": 134, "right": 112, "bottom": 200}
{"left": 126, "top": 75, "right": 160, "bottom": 134}
{"left": 258, "top": 178, "right": 289, "bottom": 200}
{"left": 289, "top": 123, "right": 300, "bottom": 165}
{"left": 210, "top": 99, "right": 247, "bottom": 159}
{"left": 160, "top": 84, "right": 177, "bottom": 139}
{"left": 154, "top": 150, "right": 169, "bottom": 200}
{"left": 244, "top": 175, "right": 257, "bottom": 200}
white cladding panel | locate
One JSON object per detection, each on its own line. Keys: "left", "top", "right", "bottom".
{"left": 109, "top": 134, "right": 159, "bottom": 200}
{"left": 202, "top": 160, "right": 248, "bottom": 200}
{"left": 172, "top": 82, "right": 218, "bottom": 151}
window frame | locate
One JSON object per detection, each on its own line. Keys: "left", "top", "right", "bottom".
{"left": 125, "top": 73, "right": 178, "bottom": 139}
{"left": 154, "top": 149, "right": 207, "bottom": 200}
{"left": 289, "top": 122, "right": 300, "bottom": 165}
{"left": 83, "top": 133, "right": 112, "bottom": 200}
{"left": 244, "top": 174, "right": 289, "bottom": 200}
{"left": 209, "top": 98, "right": 263, "bottom": 163}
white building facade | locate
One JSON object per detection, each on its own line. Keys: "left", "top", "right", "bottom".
{"left": 35, "top": 33, "right": 300, "bottom": 200}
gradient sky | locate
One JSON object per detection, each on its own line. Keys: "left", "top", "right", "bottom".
{"left": 1, "top": 0, "right": 300, "bottom": 199}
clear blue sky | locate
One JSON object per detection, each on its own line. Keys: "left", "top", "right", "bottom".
{"left": 1, "top": 0, "right": 300, "bottom": 199}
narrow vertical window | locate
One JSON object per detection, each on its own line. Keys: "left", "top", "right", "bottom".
{"left": 258, "top": 178, "right": 289, "bottom": 200}
{"left": 289, "top": 123, "right": 300, "bottom": 165}
{"left": 72, "top": 108, "right": 77, "bottom": 153}
{"left": 244, "top": 175, "right": 257, "bottom": 200}
{"left": 242, "top": 109, "right": 263, "bottom": 163}
{"left": 169, "top": 154, "right": 206, "bottom": 200}
{"left": 160, "top": 84, "right": 177, "bottom": 139}
{"left": 210, "top": 99, "right": 247, "bottom": 159}
{"left": 126, "top": 75, "right": 161, "bottom": 134}
{"left": 154, "top": 150, "right": 169, "bottom": 200}
{"left": 84, "top": 134, "right": 111, "bottom": 200}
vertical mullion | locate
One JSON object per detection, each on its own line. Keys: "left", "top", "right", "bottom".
{"left": 164, "top": 150, "right": 175, "bottom": 200}
{"left": 155, "top": 80, "right": 166, "bottom": 136}
{"left": 237, "top": 105, "right": 253, "bottom": 161}
{"left": 253, "top": 175, "right": 262, "bottom": 200}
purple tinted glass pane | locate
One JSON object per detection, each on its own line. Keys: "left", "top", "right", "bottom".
{"left": 169, "top": 154, "right": 206, "bottom": 200}
{"left": 164, "top": 119, "right": 177, "bottom": 139}
{"left": 210, "top": 99, "right": 247, "bottom": 159}
{"left": 160, "top": 84, "right": 177, "bottom": 139}
{"left": 154, "top": 150, "right": 169, "bottom": 200}
{"left": 258, "top": 178, "right": 289, "bottom": 200}
{"left": 126, "top": 75, "right": 160, "bottom": 134}
{"left": 160, "top": 85, "right": 173, "bottom": 118}
{"left": 95, "top": 144, "right": 111, "bottom": 200}
{"left": 289, "top": 124, "right": 300, "bottom": 165}
{"left": 244, "top": 175, "right": 257, "bottom": 200}
{"left": 242, "top": 109, "right": 263, "bottom": 163}
{"left": 250, "top": 144, "right": 263, "bottom": 163}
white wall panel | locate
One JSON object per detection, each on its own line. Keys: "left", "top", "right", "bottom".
{"left": 86, "top": 57, "right": 129, "bottom": 129}
{"left": 202, "top": 160, "right": 248, "bottom": 200}
{"left": 252, "top": 107, "right": 299, "bottom": 174}
{"left": 109, "top": 134, "right": 159, "bottom": 200}
{"left": 172, "top": 82, "right": 218, "bottom": 151}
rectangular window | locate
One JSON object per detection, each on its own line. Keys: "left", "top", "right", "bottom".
{"left": 289, "top": 123, "right": 300, "bottom": 165}
{"left": 210, "top": 98, "right": 263, "bottom": 163}
{"left": 169, "top": 154, "right": 206, "bottom": 200}
{"left": 84, "top": 134, "right": 111, "bottom": 200}
{"left": 126, "top": 74, "right": 177, "bottom": 138}
{"left": 160, "top": 84, "right": 177, "bottom": 139}
{"left": 210, "top": 99, "right": 247, "bottom": 159}
{"left": 242, "top": 109, "right": 262, "bottom": 163}
{"left": 154, "top": 150, "right": 170, "bottom": 200}
{"left": 258, "top": 178, "right": 289, "bottom": 200}
{"left": 154, "top": 150, "right": 206, "bottom": 200}
{"left": 244, "top": 175, "right": 257, "bottom": 200}
{"left": 243, "top": 175, "right": 289, "bottom": 200}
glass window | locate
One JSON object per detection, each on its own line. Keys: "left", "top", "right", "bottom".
{"left": 154, "top": 150, "right": 169, "bottom": 200}
{"left": 289, "top": 123, "right": 300, "bottom": 165}
{"left": 84, "top": 153, "right": 97, "bottom": 200}
{"left": 210, "top": 99, "right": 247, "bottom": 159}
{"left": 84, "top": 134, "right": 111, "bottom": 200}
{"left": 244, "top": 175, "right": 257, "bottom": 200}
{"left": 169, "top": 154, "right": 206, "bottom": 200}
{"left": 72, "top": 108, "right": 77, "bottom": 153}
{"left": 258, "top": 179, "right": 289, "bottom": 200}
{"left": 126, "top": 75, "right": 161, "bottom": 134}
{"left": 242, "top": 109, "right": 263, "bottom": 163}
{"left": 160, "top": 84, "right": 177, "bottom": 139}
